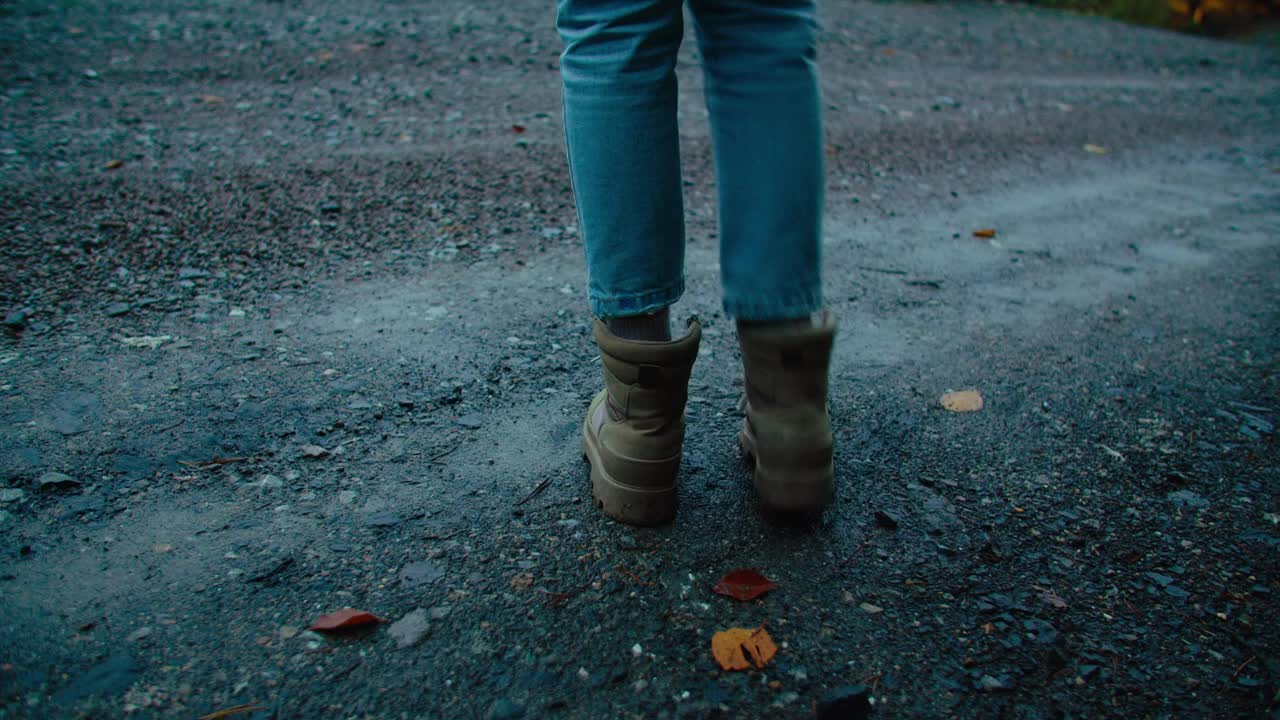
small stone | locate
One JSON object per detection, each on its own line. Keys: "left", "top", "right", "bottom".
{"left": 455, "top": 414, "right": 483, "bottom": 430}
{"left": 104, "top": 302, "right": 131, "bottom": 317}
{"left": 814, "top": 685, "right": 871, "bottom": 720}
{"left": 0, "top": 488, "right": 25, "bottom": 503}
{"left": 319, "top": 202, "right": 342, "bottom": 214}
{"left": 278, "top": 625, "right": 300, "bottom": 640}
{"left": 338, "top": 490, "right": 357, "bottom": 505}
{"left": 400, "top": 560, "right": 445, "bottom": 587}
{"left": 300, "top": 444, "right": 330, "bottom": 458}
{"left": 257, "top": 474, "right": 284, "bottom": 491}
{"left": 428, "top": 606, "right": 452, "bottom": 621}
{"left": 4, "top": 307, "right": 32, "bottom": 329}
{"left": 977, "top": 674, "right": 1013, "bottom": 692}
{"left": 486, "top": 698, "right": 526, "bottom": 720}
{"left": 1166, "top": 490, "right": 1209, "bottom": 509}
{"left": 874, "top": 510, "right": 900, "bottom": 530}
{"left": 63, "top": 494, "right": 105, "bottom": 515}
{"left": 177, "top": 267, "right": 208, "bottom": 280}
{"left": 859, "top": 602, "right": 883, "bottom": 614}
{"left": 388, "top": 609, "right": 430, "bottom": 649}
{"left": 126, "top": 627, "right": 152, "bottom": 642}
{"left": 365, "top": 511, "right": 402, "bottom": 528}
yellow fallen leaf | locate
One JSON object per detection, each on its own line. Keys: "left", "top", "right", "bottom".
{"left": 711, "top": 626, "right": 777, "bottom": 671}
{"left": 103, "top": 159, "right": 124, "bottom": 170}
{"left": 941, "top": 389, "right": 984, "bottom": 412}
{"left": 1084, "top": 144, "right": 1107, "bottom": 155}
{"left": 198, "top": 94, "right": 224, "bottom": 106}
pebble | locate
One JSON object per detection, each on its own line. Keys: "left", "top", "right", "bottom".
{"left": 455, "top": 413, "right": 483, "bottom": 430}
{"left": 126, "top": 627, "right": 152, "bottom": 642}
{"left": 0, "top": 488, "right": 25, "bottom": 503}
{"left": 874, "top": 510, "right": 900, "bottom": 530}
{"left": 257, "top": 474, "right": 284, "bottom": 491}
{"left": 365, "top": 511, "right": 402, "bottom": 528}
{"left": 400, "top": 560, "right": 446, "bottom": 587}
{"left": 388, "top": 608, "right": 430, "bottom": 649}
{"left": 104, "top": 302, "right": 131, "bottom": 317}
{"left": 1166, "top": 490, "right": 1209, "bottom": 509}
{"left": 814, "top": 685, "right": 871, "bottom": 720}
{"left": 338, "top": 490, "right": 357, "bottom": 505}
{"left": 977, "top": 674, "right": 1013, "bottom": 692}
{"left": 485, "top": 698, "right": 526, "bottom": 720}
{"left": 859, "top": 602, "right": 884, "bottom": 614}
{"left": 4, "top": 307, "right": 32, "bottom": 329}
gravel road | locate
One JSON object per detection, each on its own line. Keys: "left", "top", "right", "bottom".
{"left": 1, "top": 1, "right": 1278, "bottom": 718}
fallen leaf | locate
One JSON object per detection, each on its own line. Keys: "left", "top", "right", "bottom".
{"left": 103, "top": 159, "right": 124, "bottom": 171}
{"left": 308, "top": 608, "right": 385, "bottom": 632}
{"left": 198, "top": 705, "right": 266, "bottom": 720}
{"left": 941, "top": 389, "right": 984, "bottom": 412}
{"left": 510, "top": 572, "right": 534, "bottom": 590}
{"left": 711, "top": 626, "right": 778, "bottom": 671}
{"left": 1084, "top": 144, "right": 1107, "bottom": 155}
{"left": 316, "top": 51, "right": 336, "bottom": 62}
{"left": 198, "top": 94, "right": 224, "bottom": 106}
{"left": 973, "top": 228, "right": 997, "bottom": 239}
{"left": 712, "top": 569, "right": 778, "bottom": 602}
{"left": 511, "top": 124, "right": 526, "bottom": 134}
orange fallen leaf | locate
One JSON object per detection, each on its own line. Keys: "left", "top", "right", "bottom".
{"left": 103, "top": 159, "right": 124, "bottom": 170}
{"left": 713, "top": 569, "right": 778, "bottom": 602}
{"left": 941, "top": 389, "right": 983, "bottom": 412}
{"left": 973, "top": 228, "right": 997, "bottom": 239}
{"left": 197, "top": 705, "right": 266, "bottom": 720}
{"left": 712, "top": 626, "right": 777, "bottom": 671}
{"left": 307, "top": 608, "right": 385, "bottom": 632}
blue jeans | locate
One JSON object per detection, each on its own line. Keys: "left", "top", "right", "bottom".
{"left": 558, "top": 0, "right": 824, "bottom": 322}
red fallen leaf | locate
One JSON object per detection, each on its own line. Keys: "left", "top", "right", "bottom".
{"left": 713, "top": 569, "right": 778, "bottom": 602}
{"left": 307, "top": 608, "right": 385, "bottom": 632}
{"left": 511, "top": 124, "right": 526, "bottom": 134}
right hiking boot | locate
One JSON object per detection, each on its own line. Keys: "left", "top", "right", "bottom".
{"left": 737, "top": 312, "right": 837, "bottom": 514}
{"left": 582, "top": 317, "right": 701, "bottom": 526}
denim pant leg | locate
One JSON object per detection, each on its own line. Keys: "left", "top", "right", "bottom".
{"left": 688, "top": 0, "right": 824, "bottom": 321}
{"left": 558, "top": 0, "right": 687, "bottom": 319}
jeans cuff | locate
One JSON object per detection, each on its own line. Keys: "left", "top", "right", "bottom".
{"left": 589, "top": 280, "right": 685, "bottom": 318}
{"left": 722, "top": 290, "right": 822, "bottom": 322}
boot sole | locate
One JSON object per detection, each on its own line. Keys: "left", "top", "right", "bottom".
{"left": 581, "top": 426, "right": 677, "bottom": 527}
{"left": 739, "top": 425, "right": 834, "bottom": 515}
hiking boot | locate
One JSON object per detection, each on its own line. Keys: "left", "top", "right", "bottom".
{"left": 582, "top": 317, "right": 701, "bottom": 526}
{"left": 737, "top": 312, "right": 837, "bottom": 514}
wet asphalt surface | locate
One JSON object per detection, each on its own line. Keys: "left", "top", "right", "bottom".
{"left": 1, "top": 1, "right": 1278, "bottom": 718}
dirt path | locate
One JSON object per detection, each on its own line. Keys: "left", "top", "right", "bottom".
{"left": 1, "top": 1, "right": 1277, "bottom": 718}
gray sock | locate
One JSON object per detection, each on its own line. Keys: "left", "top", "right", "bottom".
{"left": 605, "top": 308, "right": 671, "bottom": 341}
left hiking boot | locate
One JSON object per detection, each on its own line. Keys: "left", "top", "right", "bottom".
{"left": 581, "top": 317, "right": 701, "bottom": 526}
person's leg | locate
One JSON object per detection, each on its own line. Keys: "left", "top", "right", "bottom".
{"left": 558, "top": 0, "right": 687, "bottom": 340}
{"left": 688, "top": 0, "right": 836, "bottom": 515}
{"left": 558, "top": 0, "right": 701, "bottom": 525}
{"left": 687, "top": 0, "right": 824, "bottom": 322}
